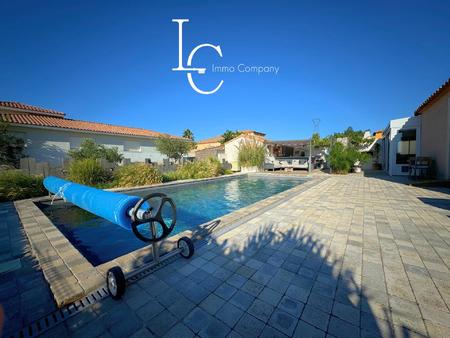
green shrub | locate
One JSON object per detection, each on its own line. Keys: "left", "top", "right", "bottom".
{"left": 114, "top": 163, "right": 163, "bottom": 187}
{"left": 155, "top": 137, "right": 195, "bottom": 163}
{"left": 0, "top": 170, "right": 46, "bottom": 201}
{"left": 238, "top": 142, "right": 266, "bottom": 168}
{"left": 163, "top": 158, "right": 224, "bottom": 181}
{"left": 68, "top": 158, "right": 109, "bottom": 186}
{"left": 328, "top": 143, "right": 369, "bottom": 174}
{"left": 0, "top": 121, "right": 25, "bottom": 168}
{"left": 162, "top": 171, "right": 179, "bottom": 182}
{"left": 68, "top": 139, "right": 123, "bottom": 164}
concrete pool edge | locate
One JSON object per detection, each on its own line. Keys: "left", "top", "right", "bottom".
{"left": 14, "top": 172, "right": 323, "bottom": 307}
{"left": 14, "top": 198, "right": 104, "bottom": 307}
{"left": 94, "top": 173, "right": 324, "bottom": 275}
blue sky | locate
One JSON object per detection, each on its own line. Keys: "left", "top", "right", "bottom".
{"left": 1, "top": 0, "right": 449, "bottom": 141}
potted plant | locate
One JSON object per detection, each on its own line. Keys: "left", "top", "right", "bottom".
{"left": 353, "top": 160, "right": 362, "bottom": 173}
{"left": 238, "top": 141, "right": 266, "bottom": 173}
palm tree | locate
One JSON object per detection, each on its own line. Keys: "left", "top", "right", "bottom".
{"left": 183, "top": 129, "right": 194, "bottom": 140}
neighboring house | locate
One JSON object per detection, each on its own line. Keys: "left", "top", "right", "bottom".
{"left": 380, "top": 116, "right": 421, "bottom": 176}
{"left": 198, "top": 136, "right": 320, "bottom": 171}
{"left": 361, "top": 130, "right": 383, "bottom": 169}
{"left": 363, "top": 130, "right": 372, "bottom": 139}
{"left": 224, "top": 133, "right": 265, "bottom": 171}
{"left": 373, "top": 130, "right": 383, "bottom": 139}
{"left": 335, "top": 137, "right": 349, "bottom": 147}
{"left": 196, "top": 135, "right": 224, "bottom": 151}
{"left": 414, "top": 78, "right": 450, "bottom": 179}
{"left": 195, "top": 145, "right": 225, "bottom": 162}
{"left": 195, "top": 130, "right": 266, "bottom": 171}
{"left": 196, "top": 130, "right": 266, "bottom": 151}
{"left": 378, "top": 77, "right": 450, "bottom": 178}
{"left": 0, "top": 101, "right": 181, "bottom": 166}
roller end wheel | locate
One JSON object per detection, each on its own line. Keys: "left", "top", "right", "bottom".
{"left": 107, "top": 266, "right": 126, "bottom": 300}
{"left": 178, "top": 237, "right": 194, "bottom": 259}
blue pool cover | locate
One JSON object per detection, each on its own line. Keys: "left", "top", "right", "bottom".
{"left": 43, "top": 176, "right": 140, "bottom": 230}
{"left": 40, "top": 175, "right": 306, "bottom": 265}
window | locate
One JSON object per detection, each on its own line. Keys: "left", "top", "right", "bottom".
{"left": 396, "top": 129, "right": 416, "bottom": 164}
{"left": 69, "top": 137, "right": 79, "bottom": 149}
{"left": 124, "top": 141, "right": 141, "bottom": 153}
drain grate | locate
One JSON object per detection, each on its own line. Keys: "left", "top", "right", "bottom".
{"left": 127, "top": 253, "right": 178, "bottom": 283}
{"left": 11, "top": 252, "right": 179, "bottom": 338}
{"left": 10, "top": 287, "right": 110, "bottom": 338}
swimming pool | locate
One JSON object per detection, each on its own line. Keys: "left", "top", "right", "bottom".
{"left": 38, "top": 175, "right": 305, "bottom": 265}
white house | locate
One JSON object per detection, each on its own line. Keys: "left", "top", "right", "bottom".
{"left": 223, "top": 134, "right": 265, "bottom": 171}
{"left": 414, "top": 78, "right": 450, "bottom": 179}
{"left": 0, "top": 101, "right": 182, "bottom": 166}
{"left": 195, "top": 130, "right": 266, "bottom": 171}
{"left": 380, "top": 116, "right": 421, "bottom": 176}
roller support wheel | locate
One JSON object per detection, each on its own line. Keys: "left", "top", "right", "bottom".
{"left": 178, "top": 237, "right": 194, "bottom": 259}
{"left": 106, "top": 266, "right": 126, "bottom": 300}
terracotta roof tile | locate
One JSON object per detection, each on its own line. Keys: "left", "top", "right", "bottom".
{"left": 0, "top": 101, "right": 65, "bottom": 117}
{"left": 197, "top": 135, "right": 224, "bottom": 144}
{"left": 0, "top": 101, "right": 181, "bottom": 139}
{"left": 198, "top": 130, "right": 265, "bottom": 144}
{"left": 414, "top": 77, "right": 450, "bottom": 115}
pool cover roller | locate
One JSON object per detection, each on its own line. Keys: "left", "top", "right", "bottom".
{"left": 44, "top": 176, "right": 141, "bottom": 230}
{"left": 44, "top": 176, "right": 195, "bottom": 301}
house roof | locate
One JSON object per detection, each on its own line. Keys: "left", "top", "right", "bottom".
{"left": 239, "top": 130, "right": 266, "bottom": 136}
{"left": 197, "top": 135, "right": 224, "bottom": 144}
{"left": 0, "top": 101, "right": 181, "bottom": 139}
{"left": 361, "top": 138, "right": 379, "bottom": 153}
{"left": 0, "top": 101, "right": 65, "bottom": 117}
{"left": 195, "top": 145, "right": 225, "bottom": 152}
{"left": 198, "top": 130, "right": 266, "bottom": 144}
{"left": 414, "top": 77, "right": 450, "bottom": 116}
{"left": 266, "top": 139, "right": 310, "bottom": 147}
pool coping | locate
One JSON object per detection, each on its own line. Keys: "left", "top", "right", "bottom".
{"left": 14, "top": 172, "right": 324, "bottom": 307}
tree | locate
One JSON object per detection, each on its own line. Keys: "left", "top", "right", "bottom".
{"left": 155, "top": 137, "right": 195, "bottom": 162}
{"left": 221, "top": 130, "right": 241, "bottom": 144}
{"left": 328, "top": 142, "right": 370, "bottom": 174}
{"left": 332, "top": 127, "right": 367, "bottom": 148}
{"left": 0, "top": 121, "right": 25, "bottom": 167}
{"left": 68, "top": 139, "right": 123, "bottom": 164}
{"left": 103, "top": 147, "right": 124, "bottom": 163}
{"left": 182, "top": 129, "right": 194, "bottom": 140}
{"left": 311, "top": 133, "right": 331, "bottom": 148}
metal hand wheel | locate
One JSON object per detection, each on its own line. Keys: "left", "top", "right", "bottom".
{"left": 130, "top": 193, "right": 177, "bottom": 243}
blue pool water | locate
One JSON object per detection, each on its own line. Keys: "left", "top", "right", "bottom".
{"left": 38, "top": 175, "right": 305, "bottom": 265}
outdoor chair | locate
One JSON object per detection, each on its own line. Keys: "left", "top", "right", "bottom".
{"left": 408, "top": 157, "right": 432, "bottom": 179}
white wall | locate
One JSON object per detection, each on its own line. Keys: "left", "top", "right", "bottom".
{"left": 383, "top": 116, "right": 421, "bottom": 176}
{"left": 419, "top": 94, "right": 450, "bottom": 179}
{"left": 224, "top": 137, "right": 243, "bottom": 171}
{"left": 224, "top": 136, "right": 265, "bottom": 171}
{"left": 10, "top": 126, "right": 166, "bottom": 166}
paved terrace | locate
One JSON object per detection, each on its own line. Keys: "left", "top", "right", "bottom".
{"left": 0, "top": 203, "right": 56, "bottom": 336}
{"left": 4, "top": 174, "right": 450, "bottom": 338}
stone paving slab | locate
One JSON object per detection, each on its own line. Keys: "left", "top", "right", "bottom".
{"left": 11, "top": 173, "right": 319, "bottom": 309}
{"left": 0, "top": 202, "right": 56, "bottom": 338}
{"left": 14, "top": 198, "right": 104, "bottom": 307}
{"left": 7, "top": 174, "right": 450, "bottom": 337}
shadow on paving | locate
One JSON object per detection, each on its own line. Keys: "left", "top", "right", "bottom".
{"left": 364, "top": 170, "right": 450, "bottom": 195}
{"left": 0, "top": 202, "right": 56, "bottom": 338}
{"left": 418, "top": 197, "right": 450, "bottom": 212}
{"left": 55, "top": 221, "right": 425, "bottom": 338}
{"left": 363, "top": 170, "right": 415, "bottom": 185}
